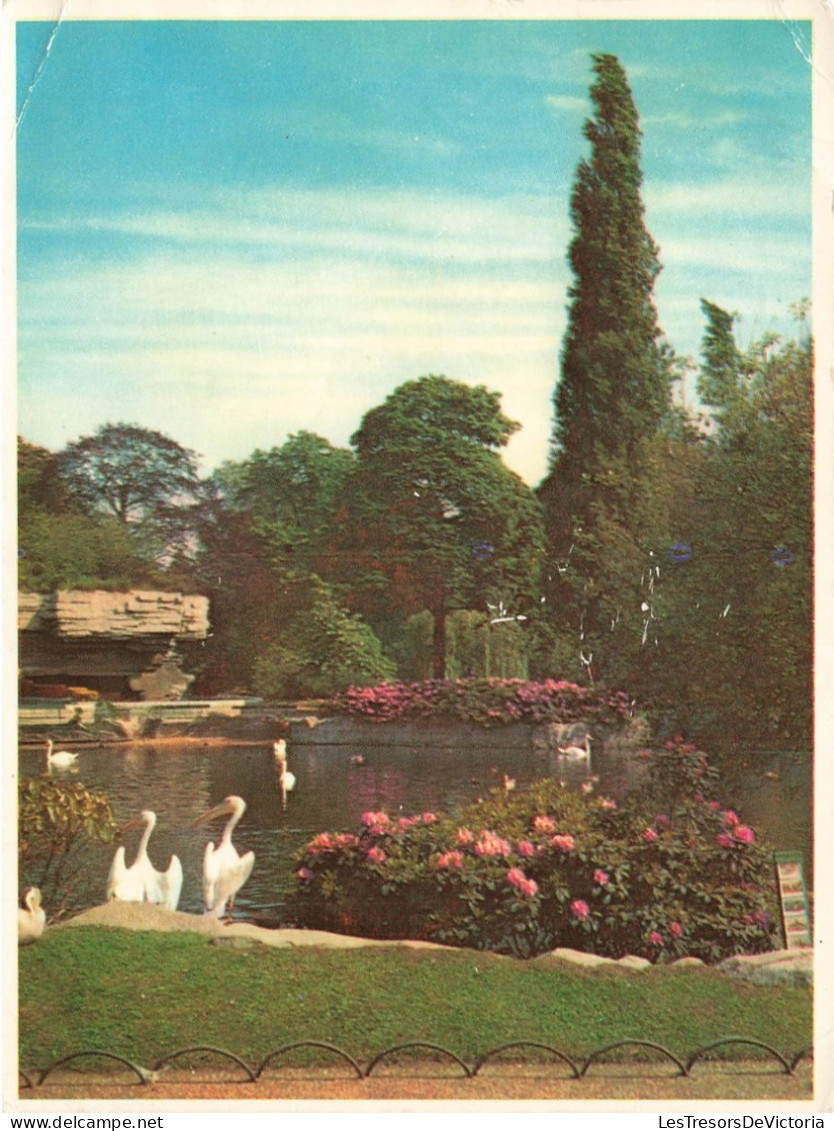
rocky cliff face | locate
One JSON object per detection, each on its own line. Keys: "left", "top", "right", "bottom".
{"left": 19, "top": 590, "right": 210, "bottom": 701}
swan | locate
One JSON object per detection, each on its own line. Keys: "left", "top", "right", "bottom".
{"left": 274, "top": 741, "right": 296, "bottom": 806}
{"left": 107, "top": 810, "right": 183, "bottom": 910}
{"left": 193, "top": 795, "right": 255, "bottom": 918}
{"left": 18, "top": 887, "right": 46, "bottom": 945}
{"left": 45, "top": 738, "right": 79, "bottom": 769}
{"left": 557, "top": 735, "right": 592, "bottom": 762}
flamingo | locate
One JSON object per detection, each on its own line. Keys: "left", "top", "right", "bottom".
{"left": 274, "top": 741, "right": 296, "bottom": 807}
{"left": 192, "top": 795, "right": 255, "bottom": 918}
{"left": 18, "top": 887, "right": 46, "bottom": 945}
{"left": 107, "top": 810, "right": 183, "bottom": 910}
{"left": 45, "top": 738, "right": 78, "bottom": 769}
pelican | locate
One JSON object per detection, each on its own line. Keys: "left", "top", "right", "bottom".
{"left": 193, "top": 795, "right": 255, "bottom": 918}
{"left": 18, "top": 887, "right": 46, "bottom": 945}
{"left": 557, "top": 735, "right": 592, "bottom": 762}
{"left": 274, "top": 741, "right": 296, "bottom": 806}
{"left": 107, "top": 810, "right": 183, "bottom": 910}
{"left": 45, "top": 738, "right": 78, "bottom": 769}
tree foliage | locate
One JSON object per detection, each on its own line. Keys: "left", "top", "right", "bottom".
{"left": 17, "top": 438, "right": 160, "bottom": 592}
{"left": 19, "top": 775, "right": 118, "bottom": 918}
{"left": 57, "top": 423, "right": 202, "bottom": 562}
{"left": 334, "top": 376, "right": 545, "bottom": 678}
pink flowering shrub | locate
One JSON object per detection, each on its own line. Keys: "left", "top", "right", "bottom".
{"left": 287, "top": 739, "right": 780, "bottom": 961}
{"left": 331, "top": 678, "right": 632, "bottom": 729}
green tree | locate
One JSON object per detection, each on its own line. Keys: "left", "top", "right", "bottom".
{"left": 334, "top": 375, "right": 545, "bottom": 678}
{"left": 536, "top": 53, "right": 675, "bottom": 683}
{"left": 252, "top": 578, "right": 395, "bottom": 699}
{"left": 18, "top": 438, "right": 160, "bottom": 592}
{"left": 697, "top": 298, "right": 743, "bottom": 416}
{"left": 213, "top": 431, "right": 354, "bottom": 574}
{"left": 57, "top": 423, "right": 202, "bottom": 562}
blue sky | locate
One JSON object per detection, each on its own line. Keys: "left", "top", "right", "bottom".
{"left": 14, "top": 16, "right": 813, "bottom": 486}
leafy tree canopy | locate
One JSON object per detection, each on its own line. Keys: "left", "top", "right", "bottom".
{"left": 57, "top": 423, "right": 202, "bottom": 562}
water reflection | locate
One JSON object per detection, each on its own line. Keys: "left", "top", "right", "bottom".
{"left": 18, "top": 740, "right": 812, "bottom": 917}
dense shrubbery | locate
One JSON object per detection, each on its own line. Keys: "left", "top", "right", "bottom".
{"left": 332, "top": 677, "right": 632, "bottom": 729}
{"left": 19, "top": 775, "right": 118, "bottom": 917}
{"left": 287, "top": 739, "right": 780, "bottom": 962}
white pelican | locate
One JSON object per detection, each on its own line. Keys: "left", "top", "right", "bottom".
{"left": 18, "top": 887, "right": 46, "bottom": 945}
{"left": 45, "top": 738, "right": 79, "bottom": 769}
{"left": 274, "top": 741, "right": 296, "bottom": 807}
{"left": 106, "top": 810, "right": 183, "bottom": 910}
{"left": 193, "top": 795, "right": 255, "bottom": 917}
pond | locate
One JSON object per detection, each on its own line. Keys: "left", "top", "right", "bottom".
{"left": 18, "top": 739, "right": 813, "bottom": 919}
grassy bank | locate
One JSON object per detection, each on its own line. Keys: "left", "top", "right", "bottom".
{"left": 19, "top": 928, "right": 811, "bottom": 1072}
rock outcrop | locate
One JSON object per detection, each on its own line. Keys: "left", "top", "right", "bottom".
{"left": 19, "top": 590, "right": 210, "bottom": 701}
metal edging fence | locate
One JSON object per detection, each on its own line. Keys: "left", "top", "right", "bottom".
{"left": 21, "top": 1035, "right": 813, "bottom": 1088}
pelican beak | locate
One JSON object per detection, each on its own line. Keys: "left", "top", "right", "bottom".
{"left": 192, "top": 799, "right": 234, "bottom": 828}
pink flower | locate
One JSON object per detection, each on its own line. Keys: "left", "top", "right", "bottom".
{"left": 593, "top": 869, "right": 609, "bottom": 886}
{"left": 598, "top": 797, "right": 617, "bottom": 811}
{"left": 398, "top": 816, "right": 419, "bottom": 830}
{"left": 643, "top": 827, "right": 658, "bottom": 843}
{"left": 507, "top": 867, "right": 538, "bottom": 897}
{"left": 655, "top": 814, "right": 671, "bottom": 829}
{"left": 649, "top": 930, "right": 663, "bottom": 946}
{"left": 580, "top": 781, "right": 594, "bottom": 795}
{"left": 456, "top": 827, "right": 474, "bottom": 845}
{"left": 734, "top": 825, "right": 755, "bottom": 844}
{"left": 422, "top": 812, "right": 438, "bottom": 824}
{"left": 296, "top": 867, "right": 315, "bottom": 882}
{"left": 723, "top": 809, "right": 740, "bottom": 826}
{"left": 517, "top": 839, "right": 536, "bottom": 857}
{"left": 550, "top": 834, "right": 576, "bottom": 852}
{"left": 533, "top": 815, "right": 555, "bottom": 833}
{"left": 693, "top": 792, "right": 704, "bottom": 804}
{"left": 707, "top": 800, "right": 722, "bottom": 812}
{"left": 366, "top": 846, "right": 387, "bottom": 864}
{"left": 474, "top": 830, "right": 512, "bottom": 858}
{"left": 436, "top": 850, "right": 463, "bottom": 870}
{"left": 670, "top": 921, "right": 682, "bottom": 937}
{"left": 361, "top": 810, "right": 390, "bottom": 828}
{"left": 570, "top": 899, "right": 589, "bottom": 921}
{"left": 716, "top": 832, "right": 735, "bottom": 848}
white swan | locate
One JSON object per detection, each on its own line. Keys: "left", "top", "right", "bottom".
{"left": 107, "top": 810, "right": 183, "bottom": 910}
{"left": 45, "top": 738, "right": 79, "bottom": 769}
{"left": 18, "top": 887, "right": 46, "bottom": 945}
{"left": 274, "top": 741, "right": 296, "bottom": 807}
{"left": 193, "top": 795, "right": 255, "bottom": 918}
{"left": 557, "top": 735, "right": 592, "bottom": 762}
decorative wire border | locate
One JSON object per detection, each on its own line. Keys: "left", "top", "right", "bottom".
{"left": 22, "top": 1036, "right": 813, "bottom": 1088}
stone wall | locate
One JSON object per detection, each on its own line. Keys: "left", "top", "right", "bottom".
{"left": 18, "top": 590, "right": 210, "bottom": 701}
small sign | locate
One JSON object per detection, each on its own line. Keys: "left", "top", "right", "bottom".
{"left": 774, "top": 851, "right": 812, "bottom": 949}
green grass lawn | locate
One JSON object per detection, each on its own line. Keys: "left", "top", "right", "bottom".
{"left": 19, "top": 928, "right": 811, "bottom": 1072}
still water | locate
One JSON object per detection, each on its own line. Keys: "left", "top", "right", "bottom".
{"left": 18, "top": 740, "right": 812, "bottom": 918}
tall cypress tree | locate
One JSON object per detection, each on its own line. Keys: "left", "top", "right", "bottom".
{"left": 541, "top": 53, "right": 671, "bottom": 533}
{"left": 535, "top": 53, "right": 674, "bottom": 683}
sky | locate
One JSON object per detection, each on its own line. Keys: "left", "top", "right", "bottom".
{"left": 12, "top": 15, "right": 814, "bottom": 487}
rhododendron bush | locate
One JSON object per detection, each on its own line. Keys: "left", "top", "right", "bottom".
{"left": 332, "top": 677, "right": 632, "bottom": 729}
{"left": 287, "top": 739, "right": 781, "bottom": 961}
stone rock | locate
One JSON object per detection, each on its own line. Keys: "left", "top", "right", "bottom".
{"left": 716, "top": 948, "right": 813, "bottom": 988}
{"left": 616, "top": 954, "right": 652, "bottom": 969}
{"left": 546, "top": 947, "right": 616, "bottom": 968}
{"left": 19, "top": 589, "right": 209, "bottom": 701}
{"left": 668, "top": 957, "right": 706, "bottom": 969}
